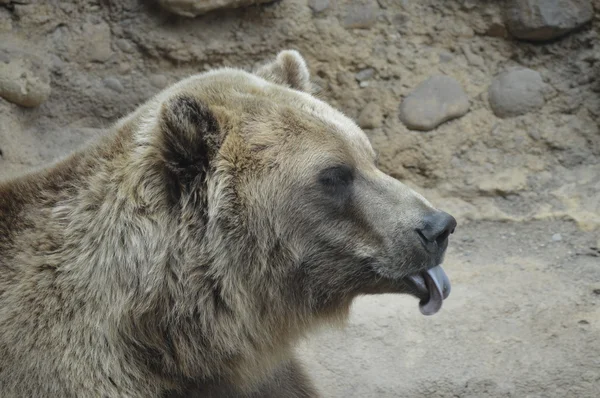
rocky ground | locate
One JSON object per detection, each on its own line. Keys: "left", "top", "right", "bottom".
{"left": 1, "top": 0, "right": 599, "bottom": 396}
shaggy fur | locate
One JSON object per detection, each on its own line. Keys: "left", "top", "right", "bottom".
{"left": 0, "top": 50, "right": 449, "bottom": 397}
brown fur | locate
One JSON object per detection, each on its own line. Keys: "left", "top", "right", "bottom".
{"left": 0, "top": 51, "right": 448, "bottom": 397}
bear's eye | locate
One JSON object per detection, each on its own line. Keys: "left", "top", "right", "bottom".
{"left": 318, "top": 165, "right": 354, "bottom": 190}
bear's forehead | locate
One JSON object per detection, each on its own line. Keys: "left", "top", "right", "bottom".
{"left": 165, "top": 69, "right": 376, "bottom": 165}
{"left": 238, "top": 93, "right": 375, "bottom": 166}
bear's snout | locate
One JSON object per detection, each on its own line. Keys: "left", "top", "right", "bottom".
{"left": 416, "top": 211, "right": 457, "bottom": 253}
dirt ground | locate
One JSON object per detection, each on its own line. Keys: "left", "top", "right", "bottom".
{"left": 1, "top": 0, "right": 599, "bottom": 396}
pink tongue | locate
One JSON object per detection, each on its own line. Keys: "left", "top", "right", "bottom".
{"left": 419, "top": 265, "right": 451, "bottom": 316}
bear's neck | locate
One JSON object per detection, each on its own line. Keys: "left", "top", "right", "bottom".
{"left": 0, "top": 124, "right": 316, "bottom": 390}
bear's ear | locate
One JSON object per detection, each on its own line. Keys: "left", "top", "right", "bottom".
{"left": 255, "top": 50, "right": 312, "bottom": 92}
{"left": 157, "top": 95, "right": 222, "bottom": 201}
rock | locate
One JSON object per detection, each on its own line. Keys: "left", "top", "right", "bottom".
{"left": 551, "top": 233, "right": 563, "bottom": 242}
{"left": 309, "top": 0, "right": 330, "bottom": 13}
{"left": 115, "top": 39, "right": 134, "bottom": 54}
{"left": 358, "top": 102, "right": 383, "bottom": 129}
{"left": 158, "top": 0, "right": 275, "bottom": 17}
{"left": 505, "top": 0, "right": 594, "bottom": 42}
{"left": 477, "top": 168, "right": 528, "bottom": 195}
{"left": 118, "top": 63, "right": 131, "bottom": 74}
{"left": 103, "top": 77, "right": 124, "bottom": 92}
{"left": 342, "top": 2, "right": 378, "bottom": 29}
{"left": 399, "top": 75, "right": 470, "bottom": 131}
{"left": 81, "top": 22, "right": 113, "bottom": 62}
{"left": 0, "top": 8, "right": 12, "bottom": 32}
{"left": 336, "top": 71, "right": 355, "bottom": 87}
{"left": 0, "top": 46, "right": 51, "bottom": 107}
{"left": 461, "top": 44, "right": 485, "bottom": 69}
{"left": 488, "top": 68, "right": 546, "bottom": 118}
{"left": 355, "top": 68, "right": 375, "bottom": 82}
{"left": 486, "top": 23, "right": 508, "bottom": 38}
{"left": 438, "top": 50, "right": 453, "bottom": 63}
{"left": 486, "top": 16, "right": 508, "bottom": 38}
{"left": 149, "top": 74, "right": 168, "bottom": 89}
{"left": 48, "top": 54, "right": 64, "bottom": 75}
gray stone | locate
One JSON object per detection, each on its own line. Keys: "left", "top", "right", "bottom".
{"left": 103, "top": 77, "right": 124, "bottom": 92}
{"left": 486, "top": 17, "right": 508, "bottom": 38}
{"left": 115, "top": 39, "right": 135, "bottom": 54}
{"left": 355, "top": 68, "right": 375, "bottom": 82}
{"left": 488, "top": 68, "right": 546, "bottom": 118}
{"left": 438, "top": 50, "right": 453, "bottom": 63}
{"left": 158, "top": 0, "right": 274, "bottom": 17}
{"left": 81, "top": 22, "right": 113, "bottom": 62}
{"left": 118, "top": 63, "right": 131, "bottom": 74}
{"left": 0, "top": 46, "right": 51, "bottom": 107}
{"left": 358, "top": 102, "right": 383, "bottom": 129}
{"left": 399, "top": 75, "right": 470, "bottom": 131}
{"left": 552, "top": 233, "right": 563, "bottom": 242}
{"left": 149, "top": 74, "right": 168, "bottom": 89}
{"left": 337, "top": 71, "right": 355, "bottom": 87}
{"left": 505, "top": 0, "right": 593, "bottom": 42}
{"left": 342, "top": 2, "right": 378, "bottom": 29}
{"left": 309, "top": 0, "right": 330, "bottom": 13}
{"left": 461, "top": 44, "right": 485, "bottom": 69}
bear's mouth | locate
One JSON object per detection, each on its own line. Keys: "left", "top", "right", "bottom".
{"left": 405, "top": 265, "right": 450, "bottom": 316}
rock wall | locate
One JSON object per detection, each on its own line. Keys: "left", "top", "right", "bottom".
{"left": 1, "top": 0, "right": 598, "bottom": 231}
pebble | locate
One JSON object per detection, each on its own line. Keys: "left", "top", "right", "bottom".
{"left": 0, "top": 8, "right": 12, "bottom": 32}
{"left": 308, "top": 0, "right": 330, "bottom": 13}
{"left": 48, "top": 54, "right": 64, "bottom": 75}
{"left": 358, "top": 103, "right": 383, "bottom": 129}
{"left": 461, "top": 44, "right": 485, "bottom": 69}
{"left": 398, "top": 75, "right": 470, "bottom": 131}
{"left": 0, "top": 46, "right": 51, "bottom": 107}
{"left": 486, "top": 17, "right": 508, "bottom": 38}
{"left": 115, "top": 39, "right": 135, "bottom": 54}
{"left": 488, "top": 68, "right": 546, "bottom": 118}
{"left": 337, "top": 71, "right": 355, "bottom": 87}
{"left": 552, "top": 233, "right": 563, "bottom": 242}
{"left": 438, "top": 50, "right": 453, "bottom": 63}
{"left": 82, "top": 21, "right": 113, "bottom": 63}
{"left": 149, "top": 74, "right": 168, "bottom": 89}
{"left": 103, "top": 77, "right": 124, "bottom": 92}
{"left": 158, "top": 0, "right": 273, "bottom": 17}
{"left": 505, "top": 0, "right": 594, "bottom": 42}
{"left": 355, "top": 68, "right": 375, "bottom": 82}
{"left": 118, "top": 63, "right": 131, "bottom": 74}
{"left": 342, "top": 3, "right": 378, "bottom": 29}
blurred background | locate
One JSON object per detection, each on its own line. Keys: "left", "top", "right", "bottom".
{"left": 0, "top": 0, "right": 598, "bottom": 396}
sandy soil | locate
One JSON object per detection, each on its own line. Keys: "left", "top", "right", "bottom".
{"left": 1, "top": 0, "right": 599, "bottom": 396}
{"left": 299, "top": 220, "right": 600, "bottom": 397}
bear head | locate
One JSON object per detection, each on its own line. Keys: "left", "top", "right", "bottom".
{"left": 143, "top": 50, "right": 456, "bottom": 324}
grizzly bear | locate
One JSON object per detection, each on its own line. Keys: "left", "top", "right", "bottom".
{"left": 0, "top": 50, "right": 455, "bottom": 397}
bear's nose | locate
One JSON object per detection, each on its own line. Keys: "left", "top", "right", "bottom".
{"left": 417, "top": 211, "right": 457, "bottom": 247}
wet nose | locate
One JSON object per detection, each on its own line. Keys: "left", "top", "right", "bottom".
{"left": 418, "top": 211, "right": 457, "bottom": 247}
